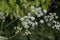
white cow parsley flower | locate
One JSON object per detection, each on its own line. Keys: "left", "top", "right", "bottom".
{"left": 43, "top": 9, "right": 47, "bottom": 13}
{"left": 53, "top": 13, "right": 56, "bottom": 16}
{"left": 54, "top": 24, "right": 60, "bottom": 30}
{"left": 0, "top": 36, "right": 7, "bottom": 40}
{"left": 35, "top": 21, "right": 38, "bottom": 26}
{"left": 31, "top": 22, "right": 35, "bottom": 27}
{"left": 25, "top": 30, "right": 31, "bottom": 35}
{"left": 47, "top": 23, "right": 51, "bottom": 26}
{"left": 40, "top": 20, "right": 44, "bottom": 24}
{"left": 49, "top": 13, "right": 52, "bottom": 15}
{"left": 55, "top": 16, "right": 58, "bottom": 19}
{"left": 24, "top": 25, "right": 30, "bottom": 29}
{"left": 30, "top": 6, "right": 35, "bottom": 10}
{"left": 30, "top": 17, "right": 35, "bottom": 21}
{"left": 38, "top": 7, "right": 41, "bottom": 11}
{"left": 20, "top": 17, "right": 24, "bottom": 21}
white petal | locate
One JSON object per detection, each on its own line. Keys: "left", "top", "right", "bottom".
{"left": 43, "top": 9, "right": 47, "bottom": 13}
{"left": 40, "top": 20, "right": 44, "bottom": 24}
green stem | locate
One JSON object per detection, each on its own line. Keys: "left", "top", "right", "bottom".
{"left": 1, "top": 20, "right": 4, "bottom": 31}
{"left": 4, "top": 18, "right": 18, "bottom": 28}
{"left": 7, "top": 34, "right": 17, "bottom": 40}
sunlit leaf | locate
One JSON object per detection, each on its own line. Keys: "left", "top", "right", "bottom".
{"left": 9, "top": 0, "right": 16, "bottom": 7}
{"left": 16, "top": 4, "right": 20, "bottom": 15}
{"left": 46, "top": 0, "right": 51, "bottom": 8}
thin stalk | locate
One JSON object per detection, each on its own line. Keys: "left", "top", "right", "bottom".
{"left": 1, "top": 20, "right": 4, "bottom": 31}
{"left": 4, "top": 18, "right": 18, "bottom": 28}
{"left": 7, "top": 34, "right": 17, "bottom": 40}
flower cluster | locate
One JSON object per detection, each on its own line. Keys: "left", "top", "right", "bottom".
{"left": 20, "top": 13, "right": 38, "bottom": 29}
{"left": 44, "top": 13, "right": 60, "bottom": 29}
{"left": 30, "top": 6, "right": 60, "bottom": 30}
{"left": 14, "top": 26, "right": 32, "bottom": 35}
{"left": 23, "top": 30, "right": 31, "bottom": 36}
{"left": 14, "top": 5, "right": 60, "bottom": 35}
{"left": 14, "top": 26, "right": 22, "bottom": 34}
{"left": 0, "top": 5, "right": 59, "bottom": 36}
{"left": 0, "top": 36, "right": 7, "bottom": 40}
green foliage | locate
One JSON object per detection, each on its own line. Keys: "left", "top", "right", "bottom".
{"left": 9, "top": 0, "right": 16, "bottom": 7}
{"left": 0, "top": 0, "right": 60, "bottom": 40}
{"left": 0, "top": 0, "right": 51, "bottom": 18}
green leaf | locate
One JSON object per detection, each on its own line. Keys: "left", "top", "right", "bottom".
{"left": 35, "top": 0, "right": 40, "bottom": 7}
{"left": 46, "top": 0, "right": 51, "bottom": 8}
{"left": 9, "top": 0, "right": 16, "bottom": 7}
{"left": 16, "top": 4, "right": 20, "bottom": 16}
{"left": 0, "top": 1, "right": 4, "bottom": 12}
{"left": 5, "top": 7, "right": 10, "bottom": 17}
{"left": 41, "top": 0, "right": 45, "bottom": 4}
{"left": 29, "top": 1, "right": 36, "bottom": 6}
{"left": 42, "top": 4, "right": 47, "bottom": 10}
{"left": 0, "top": 1, "right": 9, "bottom": 13}
{"left": 10, "top": 14, "right": 13, "bottom": 20}
{"left": 29, "top": 0, "right": 40, "bottom": 7}
{"left": 5, "top": 6, "right": 12, "bottom": 17}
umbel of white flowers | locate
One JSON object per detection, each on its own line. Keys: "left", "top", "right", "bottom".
{"left": 14, "top": 5, "right": 60, "bottom": 35}
{"left": 0, "top": 5, "right": 59, "bottom": 35}
{"left": 0, "top": 36, "right": 7, "bottom": 40}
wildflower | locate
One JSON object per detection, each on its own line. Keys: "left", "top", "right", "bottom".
{"left": 38, "top": 7, "right": 41, "bottom": 10}
{"left": 17, "top": 27, "right": 22, "bottom": 31}
{"left": 44, "top": 16, "right": 47, "bottom": 18}
{"left": 49, "top": 13, "right": 52, "bottom": 15}
{"left": 31, "top": 9, "right": 35, "bottom": 12}
{"left": 55, "top": 16, "right": 58, "bottom": 19}
{"left": 35, "top": 21, "right": 38, "bottom": 26}
{"left": 35, "top": 8, "right": 39, "bottom": 12}
{"left": 35, "top": 12, "right": 38, "bottom": 15}
{"left": 24, "top": 16, "right": 28, "bottom": 18}
{"left": 52, "top": 26, "right": 55, "bottom": 28}
{"left": 25, "top": 30, "right": 31, "bottom": 35}
{"left": 45, "top": 18, "right": 48, "bottom": 22}
{"left": 27, "top": 12, "right": 31, "bottom": 16}
{"left": 54, "top": 24, "right": 60, "bottom": 30}
{"left": 52, "top": 20, "right": 57, "bottom": 23}
{"left": 56, "top": 22, "right": 59, "bottom": 24}
{"left": 20, "top": 17, "right": 24, "bottom": 21}
{"left": 43, "top": 9, "right": 47, "bottom": 13}
{"left": 24, "top": 25, "right": 30, "bottom": 29}
{"left": 37, "top": 13, "right": 43, "bottom": 17}
{"left": 28, "top": 20, "right": 32, "bottom": 25}
{"left": 30, "top": 6, "right": 36, "bottom": 12}
{"left": 30, "top": 17, "right": 35, "bottom": 21}
{"left": 47, "top": 23, "right": 51, "bottom": 26}
{"left": 23, "top": 34, "right": 25, "bottom": 36}
{"left": 0, "top": 36, "right": 7, "bottom": 40}
{"left": 14, "top": 27, "right": 22, "bottom": 34}
{"left": 31, "top": 22, "right": 35, "bottom": 27}
{"left": 15, "top": 30, "right": 20, "bottom": 34}
{"left": 40, "top": 20, "right": 44, "bottom": 24}
{"left": 23, "top": 22, "right": 28, "bottom": 25}
{"left": 40, "top": 12, "right": 43, "bottom": 16}
{"left": 30, "top": 6, "right": 35, "bottom": 10}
